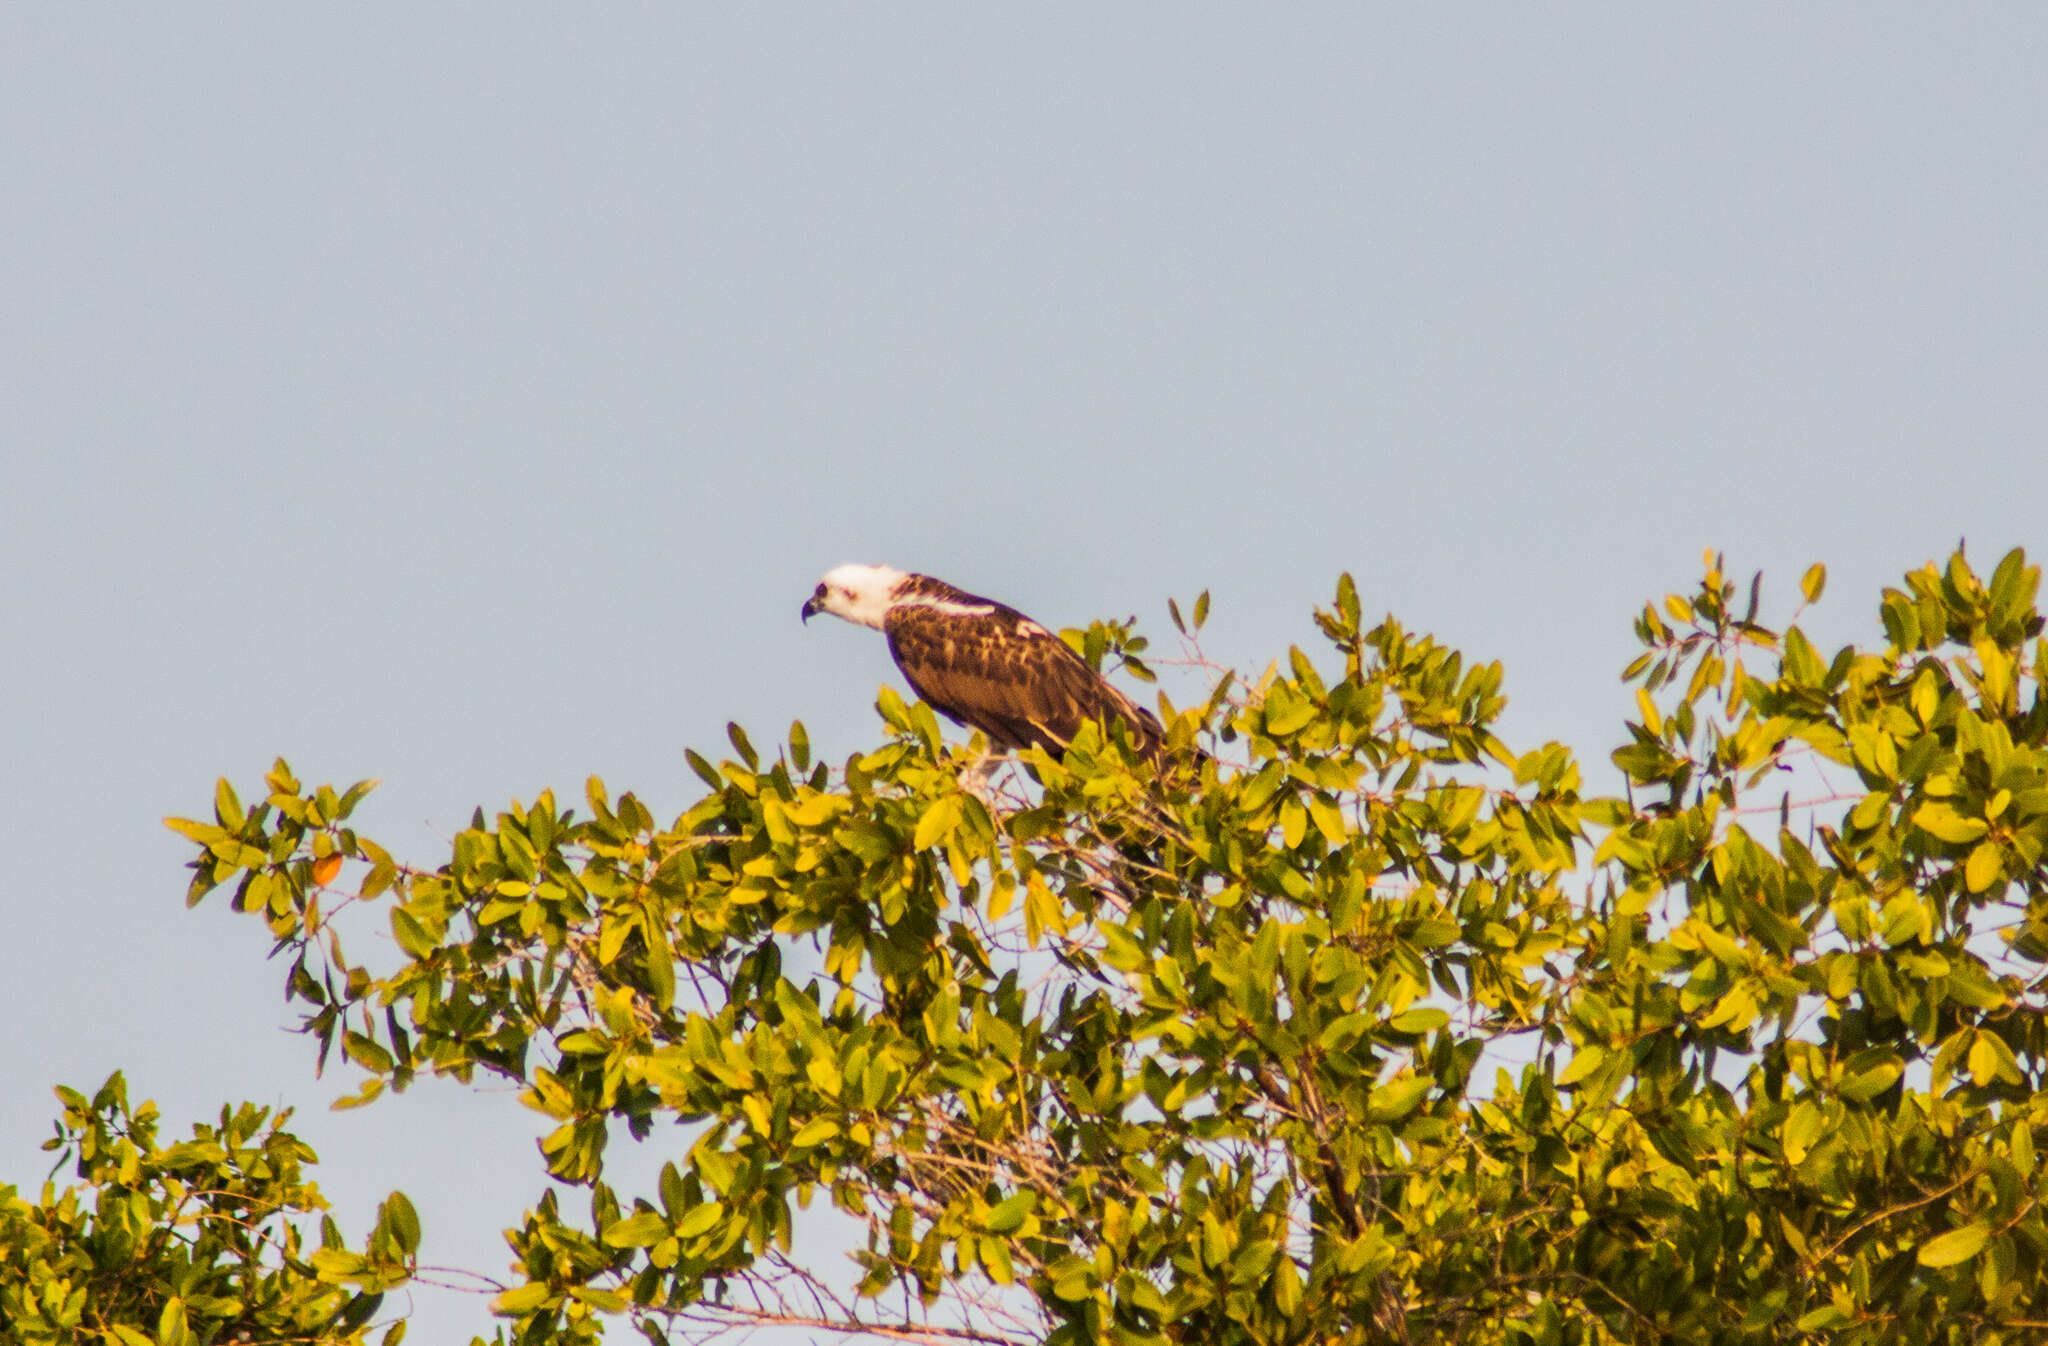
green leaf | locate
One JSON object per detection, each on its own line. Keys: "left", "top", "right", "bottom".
{"left": 785, "top": 792, "right": 850, "bottom": 827}
{"left": 1365, "top": 1075, "right": 1430, "bottom": 1123}
{"left": 1557, "top": 1045, "right": 1607, "bottom": 1087}
{"left": 1967, "top": 1031, "right": 2020, "bottom": 1087}
{"left": 1280, "top": 799, "right": 1307, "bottom": 848}
{"left": 1308, "top": 795, "right": 1349, "bottom": 845}
{"left": 1388, "top": 1007, "right": 1449, "bottom": 1034}
{"left": 214, "top": 777, "right": 247, "bottom": 831}
{"left": 1914, "top": 803, "right": 1988, "bottom": 845}
{"left": 985, "top": 1191, "right": 1037, "bottom": 1234}
{"left": 686, "top": 749, "right": 723, "bottom": 790}
{"left": 1265, "top": 692, "right": 1317, "bottom": 737}
{"left": 792, "top": 1118, "right": 840, "bottom": 1147}
{"left": 1336, "top": 572, "right": 1360, "bottom": 628}
{"left": 1782, "top": 627, "right": 1825, "bottom": 685}
{"left": 492, "top": 1282, "right": 553, "bottom": 1314}
{"left": 1838, "top": 1060, "right": 1901, "bottom": 1103}
{"left": 1916, "top": 1222, "right": 1989, "bottom": 1268}
{"left": 1800, "top": 563, "right": 1826, "bottom": 604}
{"left": 158, "top": 1297, "right": 190, "bottom": 1346}
{"left": 1406, "top": 919, "right": 1462, "bottom": 948}
{"left": 390, "top": 908, "right": 436, "bottom": 960}
{"left": 164, "top": 816, "right": 228, "bottom": 845}
{"left": 332, "top": 1077, "right": 386, "bottom": 1111}
{"left": 381, "top": 1191, "right": 420, "bottom": 1254}
{"left": 603, "top": 1212, "right": 672, "bottom": 1248}
{"left": 345, "top": 1033, "right": 395, "bottom": 1074}
{"left": 1964, "top": 840, "right": 2002, "bottom": 893}
{"left": 675, "top": 1202, "right": 723, "bottom": 1239}
{"left": 913, "top": 795, "right": 963, "bottom": 851}
{"left": 311, "top": 1248, "right": 369, "bottom": 1279}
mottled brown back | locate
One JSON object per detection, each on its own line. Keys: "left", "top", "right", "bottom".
{"left": 882, "top": 599, "right": 1165, "bottom": 759}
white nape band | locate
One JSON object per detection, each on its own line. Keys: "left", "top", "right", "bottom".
{"left": 893, "top": 597, "right": 997, "bottom": 617}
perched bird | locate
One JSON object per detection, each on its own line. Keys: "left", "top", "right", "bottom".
{"left": 801, "top": 564, "right": 1166, "bottom": 762}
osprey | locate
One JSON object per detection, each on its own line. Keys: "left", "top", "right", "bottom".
{"left": 801, "top": 564, "right": 1166, "bottom": 762}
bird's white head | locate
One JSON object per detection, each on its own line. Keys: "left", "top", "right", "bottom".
{"left": 801, "top": 563, "right": 907, "bottom": 630}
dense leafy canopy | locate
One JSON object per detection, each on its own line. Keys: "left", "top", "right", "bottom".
{"left": 0, "top": 1074, "right": 412, "bottom": 1344}
{"left": 11, "top": 546, "right": 2048, "bottom": 1346}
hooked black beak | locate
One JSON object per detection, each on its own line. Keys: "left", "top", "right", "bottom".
{"left": 801, "top": 596, "right": 822, "bottom": 624}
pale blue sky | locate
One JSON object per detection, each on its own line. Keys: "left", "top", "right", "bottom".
{"left": 4, "top": 7, "right": 2045, "bottom": 1340}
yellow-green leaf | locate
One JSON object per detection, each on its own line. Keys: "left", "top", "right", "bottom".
{"left": 985, "top": 1190, "right": 1037, "bottom": 1234}
{"left": 1964, "top": 841, "right": 2002, "bottom": 893}
{"left": 1917, "top": 1222, "right": 1989, "bottom": 1269}
{"left": 792, "top": 1118, "right": 841, "bottom": 1147}
{"left": 1839, "top": 1060, "right": 1901, "bottom": 1103}
{"left": 492, "top": 1282, "right": 553, "bottom": 1314}
{"left": 914, "top": 795, "right": 963, "bottom": 851}
{"left": 1913, "top": 803, "right": 1988, "bottom": 845}
{"left": 1557, "top": 1045, "right": 1607, "bottom": 1087}
{"left": 1388, "top": 1007, "right": 1449, "bottom": 1034}
{"left": 1265, "top": 693, "right": 1317, "bottom": 737}
{"left": 603, "top": 1211, "right": 671, "bottom": 1248}
{"left": 1365, "top": 1075, "right": 1430, "bottom": 1123}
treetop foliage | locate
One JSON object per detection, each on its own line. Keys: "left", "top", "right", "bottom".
{"left": 12, "top": 545, "right": 2048, "bottom": 1346}
{"left": 0, "top": 1073, "right": 412, "bottom": 1345}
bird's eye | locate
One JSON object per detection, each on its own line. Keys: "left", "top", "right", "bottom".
{"left": 814, "top": 583, "right": 827, "bottom": 599}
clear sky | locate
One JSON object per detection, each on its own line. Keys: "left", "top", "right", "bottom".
{"left": 4, "top": 7, "right": 2044, "bottom": 1341}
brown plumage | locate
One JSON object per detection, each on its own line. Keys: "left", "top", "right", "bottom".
{"left": 884, "top": 600, "right": 1164, "bottom": 757}
{"left": 802, "top": 564, "right": 1166, "bottom": 761}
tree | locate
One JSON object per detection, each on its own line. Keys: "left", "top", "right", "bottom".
{"left": 0, "top": 1074, "right": 414, "bottom": 1344}
{"left": 26, "top": 545, "right": 2048, "bottom": 1345}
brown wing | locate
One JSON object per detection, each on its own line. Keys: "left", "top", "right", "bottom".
{"left": 884, "top": 604, "right": 1164, "bottom": 759}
